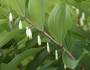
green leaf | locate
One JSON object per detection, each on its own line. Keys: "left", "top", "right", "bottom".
{"left": 38, "top": 68, "right": 58, "bottom": 70}
{"left": 63, "top": 31, "right": 74, "bottom": 52}
{"left": 48, "top": 1, "right": 73, "bottom": 45}
{"left": 71, "top": 40, "right": 88, "bottom": 59}
{"left": 75, "top": 0, "right": 85, "bottom": 3}
{"left": 81, "top": 54, "right": 90, "bottom": 70}
{"left": 0, "top": 29, "right": 25, "bottom": 48}
{"left": 4, "top": 48, "right": 44, "bottom": 70}
{"left": 67, "top": 0, "right": 90, "bottom": 15}
{"left": 26, "top": 44, "right": 57, "bottom": 70}
{"left": 62, "top": 49, "right": 88, "bottom": 69}
{"left": 70, "top": 26, "right": 90, "bottom": 42}
{"left": 28, "top": 0, "right": 48, "bottom": 30}
{"left": 0, "top": 0, "right": 7, "bottom": 5}
{"left": 6, "top": 0, "right": 26, "bottom": 16}
{"left": 0, "top": 19, "right": 8, "bottom": 25}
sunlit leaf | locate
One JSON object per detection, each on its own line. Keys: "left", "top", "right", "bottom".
{"left": 28, "top": 0, "right": 48, "bottom": 30}
{"left": 48, "top": 1, "right": 73, "bottom": 45}
{"left": 6, "top": 0, "right": 26, "bottom": 16}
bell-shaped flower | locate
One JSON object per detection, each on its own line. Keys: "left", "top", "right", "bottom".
{"left": 80, "top": 18, "right": 84, "bottom": 26}
{"left": 28, "top": 28, "right": 32, "bottom": 39}
{"left": 55, "top": 50, "right": 58, "bottom": 61}
{"left": 19, "top": 20, "right": 22, "bottom": 29}
{"left": 26, "top": 26, "right": 29, "bottom": 37}
{"left": 64, "top": 64, "right": 67, "bottom": 70}
{"left": 81, "top": 12, "right": 85, "bottom": 20}
{"left": 76, "top": 8, "right": 79, "bottom": 15}
{"left": 9, "top": 12, "right": 13, "bottom": 22}
{"left": 72, "top": 6, "right": 75, "bottom": 9}
{"left": 37, "top": 35, "right": 41, "bottom": 46}
{"left": 47, "top": 42, "right": 50, "bottom": 53}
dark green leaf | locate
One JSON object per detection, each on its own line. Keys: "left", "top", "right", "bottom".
{"left": 62, "top": 49, "right": 88, "bottom": 69}
{"left": 5, "top": 48, "right": 44, "bottom": 70}
{"left": 26, "top": 44, "right": 57, "bottom": 70}
{"left": 0, "top": 29, "right": 25, "bottom": 48}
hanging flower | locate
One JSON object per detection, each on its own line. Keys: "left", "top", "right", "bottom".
{"left": 76, "top": 8, "right": 79, "bottom": 15}
{"left": 28, "top": 28, "right": 32, "bottom": 39}
{"left": 9, "top": 12, "right": 13, "bottom": 22}
{"left": 19, "top": 20, "right": 22, "bottom": 29}
{"left": 81, "top": 12, "right": 85, "bottom": 20}
{"left": 64, "top": 64, "right": 67, "bottom": 70}
{"left": 47, "top": 42, "right": 50, "bottom": 53}
{"left": 55, "top": 50, "right": 58, "bottom": 61}
{"left": 80, "top": 18, "right": 84, "bottom": 26}
{"left": 72, "top": 6, "right": 75, "bottom": 9}
{"left": 26, "top": 26, "right": 29, "bottom": 37}
{"left": 37, "top": 35, "right": 41, "bottom": 46}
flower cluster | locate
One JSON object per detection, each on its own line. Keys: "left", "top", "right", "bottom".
{"left": 9, "top": 12, "right": 59, "bottom": 61}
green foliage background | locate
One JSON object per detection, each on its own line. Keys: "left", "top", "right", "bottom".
{"left": 0, "top": 0, "right": 90, "bottom": 70}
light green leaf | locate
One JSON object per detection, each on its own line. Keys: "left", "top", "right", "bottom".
{"left": 48, "top": 1, "right": 73, "bottom": 45}
{"left": 62, "top": 49, "right": 88, "bottom": 69}
{"left": 28, "top": 0, "right": 48, "bottom": 30}
{"left": 0, "top": 0, "right": 7, "bottom": 5}
{"left": 0, "top": 19, "right": 8, "bottom": 25}
{"left": 6, "top": 0, "right": 26, "bottom": 16}
{"left": 0, "top": 29, "right": 25, "bottom": 48}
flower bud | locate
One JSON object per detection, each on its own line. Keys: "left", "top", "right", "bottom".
{"left": 76, "top": 8, "right": 79, "bottom": 15}
{"left": 9, "top": 12, "right": 13, "bottom": 22}
{"left": 80, "top": 18, "right": 84, "bottom": 26}
{"left": 72, "top": 6, "right": 75, "bottom": 9}
{"left": 81, "top": 12, "right": 85, "bottom": 20}
{"left": 28, "top": 28, "right": 32, "bottom": 39}
{"left": 64, "top": 64, "right": 67, "bottom": 70}
{"left": 19, "top": 20, "right": 22, "bottom": 29}
{"left": 55, "top": 50, "right": 58, "bottom": 61}
{"left": 37, "top": 35, "right": 41, "bottom": 46}
{"left": 26, "top": 27, "right": 29, "bottom": 37}
{"left": 47, "top": 42, "right": 50, "bottom": 53}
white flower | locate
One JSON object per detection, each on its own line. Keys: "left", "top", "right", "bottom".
{"left": 80, "top": 18, "right": 84, "bottom": 26}
{"left": 55, "top": 50, "right": 58, "bottom": 61}
{"left": 81, "top": 12, "right": 85, "bottom": 20}
{"left": 26, "top": 26, "right": 29, "bottom": 37}
{"left": 64, "top": 64, "right": 67, "bottom": 70}
{"left": 19, "top": 20, "right": 22, "bottom": 29}
{"left": 47, "top": 42, "right": 50, "bottom": 53}
{"left": 72, "top": 6, "right": 75, "bottom": 9}
{"left": 9, "top": 12, "right": 13, "bottom": 22}
{"left": 38, "top": 35, "right": 41, "bottom": 46}
{"left": 28, "top": 28, "right": 32, "bottom": 39}
{"left": 76, "top": 8, "right": 79, "bottom": 15}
